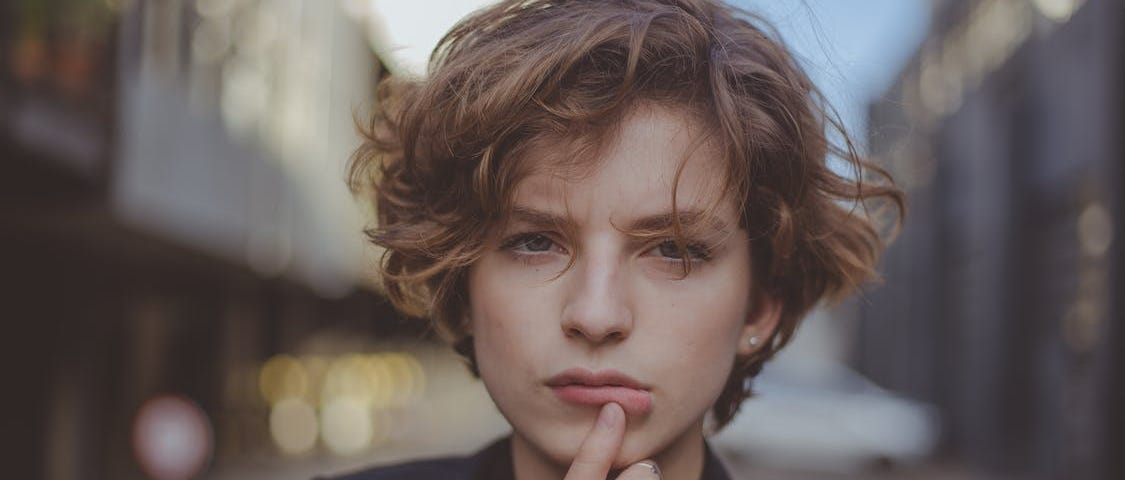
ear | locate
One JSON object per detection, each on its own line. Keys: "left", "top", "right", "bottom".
{"left": 736, "top": 294, "right": 782, "bottom": 356}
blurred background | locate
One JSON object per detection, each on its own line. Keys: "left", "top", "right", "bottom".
{"left": 2, "top": 0, "right": 1121, "bottom": 479}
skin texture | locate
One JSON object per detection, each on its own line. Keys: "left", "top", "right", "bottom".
{"left": 565, "top": 402, "right": 662, "bottom": 480}
{"left": 467, "top": 105, "right": 780, "bottom": 480}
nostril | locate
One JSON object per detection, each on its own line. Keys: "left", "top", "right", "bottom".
{"left": 561, "top": 324, "right": 627, "bottom": 343}
{"left": 560, "top": 296, "right": 633, "bottom": 343}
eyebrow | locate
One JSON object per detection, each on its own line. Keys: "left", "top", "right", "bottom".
{"left": 508, "top": 206, "right": 733, "bottom": 236}
{"left": 626, "top": 210, "right": 733, "bottom": 236}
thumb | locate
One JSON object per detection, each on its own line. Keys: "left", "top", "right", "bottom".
{"left": 563, "top": 402, "right": 626, "bottom": 480}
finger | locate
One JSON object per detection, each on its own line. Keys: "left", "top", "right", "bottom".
{"left": 564, "top": 402, "right": 626, "bottom": 480}
{"left": 615, "top": 460, "right": 662, "bottom": 480}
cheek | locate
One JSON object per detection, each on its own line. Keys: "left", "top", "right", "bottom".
{"left": 654, "top": 266, "right": 751, "bottom": 343}
{"left": 640, "top": 263, "right": 751, "bottom": 391}
{"left": 656, "top": 299, "right": 744, "bottom": 380}
{"left": 467, "top": 259, "right": 551, "bottom": 373}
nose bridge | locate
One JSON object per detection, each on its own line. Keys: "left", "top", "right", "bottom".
{"left": 561, "top": 239, "right": 633, "bottom": 343}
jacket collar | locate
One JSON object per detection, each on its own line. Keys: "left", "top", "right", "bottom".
{"left": 471, "top": 436, "right": 732, "bottom": 480}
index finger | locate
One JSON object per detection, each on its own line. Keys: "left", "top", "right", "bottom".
{"left": 563, "top": 402, "right": 626, "bottom": 480}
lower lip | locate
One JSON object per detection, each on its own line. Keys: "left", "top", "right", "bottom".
{"left": 551, "top": 385, "right": 653, "bottom": 416}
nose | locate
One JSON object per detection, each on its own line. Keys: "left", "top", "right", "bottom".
{"left": 560, "top": 253, "right": 634, "bottom": 344}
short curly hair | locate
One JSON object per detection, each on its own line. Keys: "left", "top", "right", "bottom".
{"left": 349, "top": 0, "right": 904, "bottom": 430}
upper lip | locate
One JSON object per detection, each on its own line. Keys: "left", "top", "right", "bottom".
{"left": 545, "top": 368, "right": 650, "bottom": 390}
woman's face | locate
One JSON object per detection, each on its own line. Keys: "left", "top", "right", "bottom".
{"left": 467, "top": 105, "right": 777, "bottom": 469}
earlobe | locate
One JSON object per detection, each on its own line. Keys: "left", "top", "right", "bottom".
{"left": 737, "top": 296, "right": 781, "bottom": 355}
{"left": 461, "top": 310, "right": 474, "bottom": 335}
{"left": 459, "top": 303, "right": 472, "bottom": 334}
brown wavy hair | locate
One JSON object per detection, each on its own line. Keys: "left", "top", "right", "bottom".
{"left": 349, "top": 0, "right": 904, "bottom": 430}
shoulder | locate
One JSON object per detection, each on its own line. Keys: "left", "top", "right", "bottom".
{"left": 317, "top": 456, "right": 473, "bottom": 480}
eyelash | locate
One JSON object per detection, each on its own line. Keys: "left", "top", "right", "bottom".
{"left": 498, "top": 232, "right": 713, "bottom": 262}
{"left": 499, "top": 232, "right": 565, "bottom": 255}
{"left": 655, "top": 239, "right": 713, "bottom": 262}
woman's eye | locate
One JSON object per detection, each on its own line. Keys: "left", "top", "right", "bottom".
{"left": 503, "top": 233, "right": 557, "bottom": 253}
{"left": 654, "top": 240, "right": 710, "bottom": 260}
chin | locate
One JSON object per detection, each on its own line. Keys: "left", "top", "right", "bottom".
{"left": 615, "top": 435, "right": 656, "bottom": 466}
{"left": 540, "top": 421, "right": 600, "bottom": 464}
{"left": 522, "top": 417, "right": 661, "bottom": 469}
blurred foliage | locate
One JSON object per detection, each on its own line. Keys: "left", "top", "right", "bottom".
{"left": 7, "top": 0, "right": 119, "bottom": 99}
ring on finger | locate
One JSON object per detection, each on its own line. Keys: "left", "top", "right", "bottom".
{"left": 635, "top": 461, "right": 661, "bottom": 476}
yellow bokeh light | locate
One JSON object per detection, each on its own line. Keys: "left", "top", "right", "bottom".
{"left": 259, "top": 355, "right": 309, "bottom": 405}
{"left": 384, "top": 353, "right": 414, "bottom": 407}
{"left": 300, "top": 355, "right": 330, "bottom": 405}
{"left": 404, "top": 353, "right": 427, "bottom": 401}
{"left": 322, "top": 354, "right": 376, "bottom": 407}
{"left": 309, "top": 351, "right": 432, "bottom": 409}
{"left": 362, "top": 354, "right": 393, "bottom": 408}
{"left": 320, "top": 396, "right": 373, "bottom": 456}
{"left": 269, "top": 397, "right": 318, "bottom": 456}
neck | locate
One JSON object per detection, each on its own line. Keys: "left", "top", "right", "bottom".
{"left": 510, "top": 423, "right": 707, "bottom": 480}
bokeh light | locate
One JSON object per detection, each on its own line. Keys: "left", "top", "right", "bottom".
{"left": 300, "top": 355, "right": 330, "bottom": 404}
{"left": 259, "top": 354, "right": 308, "bottom": 405}
{"left": 321, "top": 354, "right": 375, "bottom": 407}
{"left": 132, "top": 395, "right": 214, "bottom": 480}
{"left": 1078, "top": 202, "right": 1113, "bottom": 258}
{"left": 320, "top": 396, "right": 373, "bottom": 456}
{"left": 1032, "top": 0, "right": 1086, "bottom": 22}
{"left": 269, "top": 397, "right": 319, "bottom": 456}
{"left": 256, "top": 350, "right": 430, "bottom": 456}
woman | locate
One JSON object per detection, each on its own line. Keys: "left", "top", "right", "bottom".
{"left": 333, "top": 0, "right": 903, "bottom": 478}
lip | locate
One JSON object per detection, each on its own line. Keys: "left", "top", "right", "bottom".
{"left": 546, "top": 368, "right": 653, "bottom": 416}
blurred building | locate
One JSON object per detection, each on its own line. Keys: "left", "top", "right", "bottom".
{"left": 0, "top": 1, "right": 465, "bottom": 479}
{"left": 860, "top": 0, "right": 1122, "bottom": 478}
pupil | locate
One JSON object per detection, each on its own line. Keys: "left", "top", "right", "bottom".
{"left": 659, "top": 241, "right": 684, "bottom": 259}
{"left": 525, "top": 235, "right": 552, "bottom": 251}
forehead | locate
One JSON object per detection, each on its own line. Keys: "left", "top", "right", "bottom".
{"left": 512, "top": 104, "right": 734, "bottom": 217}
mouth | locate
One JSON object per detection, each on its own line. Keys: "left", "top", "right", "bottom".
{"left": 545, "top": 368, "right": 653, "bottom": 416}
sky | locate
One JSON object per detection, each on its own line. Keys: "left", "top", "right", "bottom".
{"left": 736, "top": 0, "right": 931, "bottom": 148}
{"left": 366, "top": 0, "right": 932, "bottom": 149}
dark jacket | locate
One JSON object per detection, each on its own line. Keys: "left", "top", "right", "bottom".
{"left": 319, "top": 436, "right": 733, "bottom": 480}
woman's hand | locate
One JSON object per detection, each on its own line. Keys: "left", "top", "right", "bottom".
{"left": 563, "top": 402, "right": 662, "bottom": 480}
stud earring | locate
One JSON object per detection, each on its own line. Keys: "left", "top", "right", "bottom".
{"left": 747, "top": 336, "right": 760, "bottom": 347}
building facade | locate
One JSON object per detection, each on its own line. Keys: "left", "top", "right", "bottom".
{"left": 860, "top": 0, "right": 1123, "bottom": 478}
{"left": 1, "top": 1, "right": 426, "bottom": 479}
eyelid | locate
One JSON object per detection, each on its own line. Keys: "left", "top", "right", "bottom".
{"left": 499, "top": 230, "right": 716, "bottom": 261}
{"left": 644, "top": 238, "right": 714, "bottom": 262}
{"left": 499, "top": 231, "right": 568, "bottom": 254}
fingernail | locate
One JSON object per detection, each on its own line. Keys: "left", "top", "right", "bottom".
{"left": 636, "top": 461, "right": 661, "bottom": 477}
{"left": 597, "top": 402, "right": 622, "bottom": 429}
